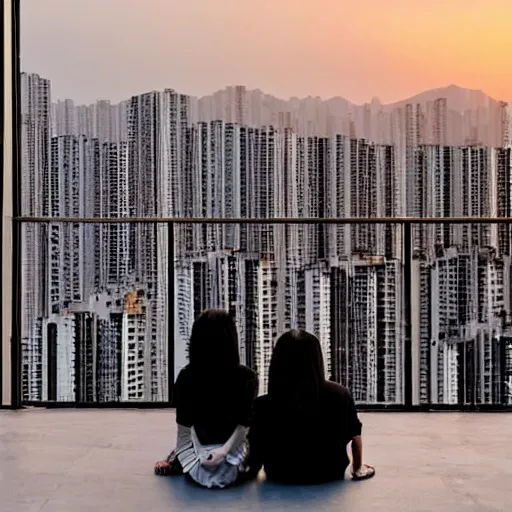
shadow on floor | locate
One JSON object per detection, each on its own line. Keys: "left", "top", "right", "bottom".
{"left": 161, "top": 474, "right": 347, "bottom": 511}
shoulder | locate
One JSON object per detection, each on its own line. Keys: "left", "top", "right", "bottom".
{"left": 175, "top": 366, "right": 192, "bottom": 388}
{"left": 254, "top": 394, "right": 269, "bottom": 406}
{"left": 235, "top": 364, "right": 258, "bottom": 382}
{"left": 176, "top": 366, "right": 190, "bottom": 381}
{"left": 253, "top": 394, "right": 270, "bottom": 413}
{"left": 321, "top": 380, "right": 351, "bottom": 402}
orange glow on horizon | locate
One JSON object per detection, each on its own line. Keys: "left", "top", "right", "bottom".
{"left": 21, "top": 0, "right": 512, "bottom": 104}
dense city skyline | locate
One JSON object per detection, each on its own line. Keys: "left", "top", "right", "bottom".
{"left": 44, "top": 79, "right": 512, "bottom": 148}
{"left": 21, "top": 75, "right": 512, "bottom": 113}
{"left": 20, "top": 70, "right": 512, "bottom": 408}
{"left": 22, "top": 1, "right": 512, "bottom": 104}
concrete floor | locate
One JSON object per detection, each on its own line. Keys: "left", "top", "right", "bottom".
{"left": 1, "top": 410, "right": 511, "bottom": 512}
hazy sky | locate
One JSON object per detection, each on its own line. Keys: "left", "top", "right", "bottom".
{"left": 21, "top": 0, "right": 512, "bottom": 105}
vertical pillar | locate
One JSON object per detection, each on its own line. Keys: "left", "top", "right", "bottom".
{"left": 167, "top": 221, "right": 175, "bottom": 406}
{"left": 403, "top": 222, "right": 413, "bottom": 410}
{"left": 1, "top": 0, "right": 13, "bottom": 407}
{"left": 1, "top": 0, "right": 21, "bottom": 408}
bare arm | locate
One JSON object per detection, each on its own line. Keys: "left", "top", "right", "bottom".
{"left": 166, "top": 423, "right": 191, "bottom": 460}
{"left": 155, "top": 423, "right": 190, "bottom": 471}
{"left": 201, "top": 425, "right": 248, "bottom": 467}
{"left": 342, "top": 388, "right": 363, "bottom": 472}
{"left": 350, "top": 434, "right": 375, "bottom": 479}
{"left": 340, "top": 388, "right": 374, "bottom": 478}
{"left": 219, "top": 425, "right": 248, "bottom": 457}
{"left": 351, "top": 435, "right": 363, "bottom": 473}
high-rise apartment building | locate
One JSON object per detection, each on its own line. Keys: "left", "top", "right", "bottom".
{"left": 302, "top": 137, "right": 330, "bottom": 263}
{"left": 495, "top": 147, "right": 512, "bottom": 257}
{"left": 432, "top": 98, "right": 448, "bottom": 145}
{"left": 296, "top": 262, "right": 332, "bottom": 377}
{"left": 21, "top": 72, "right": 51, "bottom": 400}
{"left": 52, "top": 99, "right": 77, "bottom": 137}
{"left": 53, "top": 99, "right": 128, "bottom": 143}
{"left": 348, "top": 139, "right": 398, "bottom": 258}
{"left": 185, "top": 121, "right": 242, "bottom": 255}
{"left": 330, "top": 256, "right": 402, "bottom": 404}
{"left": 414, "top": 246, "right": 510, "bottom": 405}
{"left": 126, "top": 88, "right": 191, "bottom": 401}
{"left": 121, "top": 289, "right": 154, "bottom": 401}
{"left": 48, "top": 136, "right": 99, "bottom": 313}
{"left": 459, "top": 146, "right": 493, "bottom": 250}
{"left": 248, "top": 126, "right": 280, "bottom": 256}
{"left": 97, "top": 141, "right": 130, "bottom": 288}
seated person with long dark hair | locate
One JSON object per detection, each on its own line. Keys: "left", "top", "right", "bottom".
{"left": 247, "top": 329, "right": 375, "bottom": 484}
{"left": 155, "top": 309, "right": 258, "bottom": 489}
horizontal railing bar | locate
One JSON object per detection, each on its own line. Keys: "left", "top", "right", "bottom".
{"left": 14, "top": 216, "right": 512, "bottom": 225}
{"left": 22, "top": 401, "right": 174, "bottom": 409}
{"left": 20, "top": 401, "right": 512, "bottom": 411}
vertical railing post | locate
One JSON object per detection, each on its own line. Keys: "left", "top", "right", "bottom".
{"left": 403, "top": 221, "right": 413, "bottom": 410}
{"left": 167, "top": 221, "right": 175, "bottom": 406}
{"left": 10, "top": 0, "right": 22, "bottom": 409}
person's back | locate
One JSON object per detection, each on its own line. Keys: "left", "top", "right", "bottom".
{"left": 247, "top": 329, "right": 374, "bottom": 484}
{"left": 249, "top": 381, "right": 361, "bottom": 483}
{"left": 176, "top": 363, "right": 257, "bottom": 446}
{"left": 155, "top": 309, "right": 258, "bottom": 488}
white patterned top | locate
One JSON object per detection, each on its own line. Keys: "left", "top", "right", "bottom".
{"left": 175, "top": 425, "right": 249, "bottom": 489}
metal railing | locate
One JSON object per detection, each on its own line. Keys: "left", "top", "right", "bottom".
{"left": 17, "top": 216, "right": 512, "bottom": 224}
{"left": 7, "top": 216, "right": 512, "bottom": 411}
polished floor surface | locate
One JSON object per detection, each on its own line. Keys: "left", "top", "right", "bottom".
{"left": 1, "top": 409, "right": 511, "bottom": 511}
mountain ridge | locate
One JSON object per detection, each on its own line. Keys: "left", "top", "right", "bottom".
{"left": 205, "top": 84, "right": 504, "bottom": 111}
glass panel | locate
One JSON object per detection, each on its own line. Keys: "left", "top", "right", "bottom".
{"left": 412, "top": 222, "right": 512, "bottom": 407}
{"left": 174, "top": 222, "right": 404, "bottom": 405}
{"left": 21, "top": 222, "right": 169, "bottom": 403}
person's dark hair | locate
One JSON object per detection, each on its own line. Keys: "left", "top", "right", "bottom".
{"left": 188, "top": 309, "right": 240, "bottom": 370}
{"left": 268, "top": 329, "right": 325, "bottom": 408}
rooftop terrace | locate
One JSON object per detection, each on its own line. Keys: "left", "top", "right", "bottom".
{"left": 1, "top": 410, "right": 511, "bottom": 511}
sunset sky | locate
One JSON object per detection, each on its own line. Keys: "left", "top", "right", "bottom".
{"left": 21, "top": 0, "right": 512, "bottom": 104}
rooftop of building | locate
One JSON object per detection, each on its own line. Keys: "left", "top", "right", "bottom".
{"left": 2, "top": 409, "right": 511, "bottom": 512}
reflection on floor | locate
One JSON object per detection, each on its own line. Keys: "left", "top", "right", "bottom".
{"left": 1, "top": 409, "right": 511, "bottom": 511}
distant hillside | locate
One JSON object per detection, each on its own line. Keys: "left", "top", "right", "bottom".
{"left": 198, "top": 84, "right": 506, "bottom": 145}
{"left": 204, "top": 84, "right": 504, "bottom": 114}
{"left": 383, "top": 84, "right": 500, "bottom": 111}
